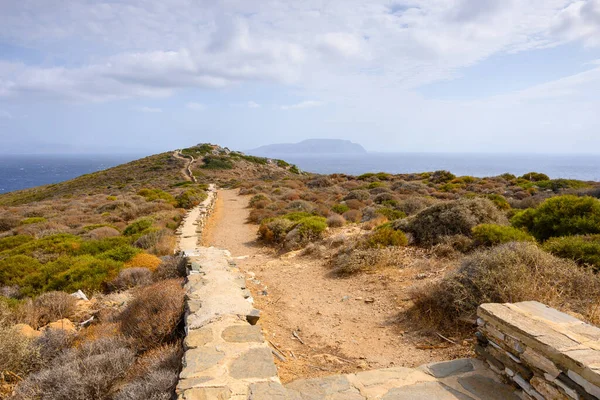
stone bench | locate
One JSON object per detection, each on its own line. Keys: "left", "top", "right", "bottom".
{"left": 476, "top": 301, "right": 600, "bottom": 400}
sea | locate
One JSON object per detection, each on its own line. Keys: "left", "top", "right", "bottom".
{"left": 1, "top": 153, "right": 599, "bottom": 194}
{"left": 0, "top": 154, "right": 143, "bottom": 194}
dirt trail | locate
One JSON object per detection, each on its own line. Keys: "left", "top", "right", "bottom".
{"left": 201, "top": 189, "right": 471, "bottom": 383}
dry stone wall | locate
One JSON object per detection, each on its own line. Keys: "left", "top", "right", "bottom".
{"left": 476, "top": 301, "right": 600, "bottom": 400}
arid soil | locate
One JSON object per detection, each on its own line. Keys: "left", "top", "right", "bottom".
{"left": 201, "top": 189, "right": 472, "bottom": 383}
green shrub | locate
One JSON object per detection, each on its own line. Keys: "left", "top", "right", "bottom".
{"left": 124, "top": 218, "right": 153, "bottom": 236}
{"left": 21, "top": 217, "right": 47, "bottom": 225}
{"left": 289, "top": 165, "right": 300, "bottom": 174}
{"left": 200, "top": 155, "right": 234, "bottom": 170}
{"left": 368, "top": 181, "right": 385, "bottom": 189}
{"left": 395, "top": 198, "right": 508, "bottom": 246}
{"left": 276, "top": 159, "right": 290, "bottom": 168}
{"left": 176, "top": 188, "right": 207, "bottom": 209}
{"left": 6, "top": 234, "right": 82, "bottom": 258}
{"left": 282, "top": 212, "right": 313, "bottom": 222}
{"left": 511, "top": 195, "right": 600, "bottom": 241}
{"left": 543, "top": 235, "right": 600, "bottom": 270}
{"left": 534, "top": 179, "right": 591, "bottom": 192}
{"left": 364, "top": 226, "right": 408, "bottom": 248}
{"left": 519, "top": 172, "right": 549, "bottom": 182}
{"left": 294, "top": 216, "right": 327, "bottom": 242}
{"left": 411, "top": 242, "right": 600, "bottom": 329}
{"left": 137, "top": 188, "right": 176, "bottom": 204}
{"left": 100, "top": 245, "right": 140, "bottom": 262}
{"left": 258, "top": 218, "right": 294, "bottom": 244}
{"left": 0, "top": 255, "right": 42, "bottom": 288}
{"left": 429, "top": 170, "right": 456, "bottom": 184}
{"left": 486, "top": 194, "right": 511, "bottom": 210}
{"left": 0, "top": 234, "right": 34, "bottom": 252}
{"left": 376, "top": 208, "right": 406, "bottom": 221}
{"left": 472, "top": 224, "right": 535, "bottom": 247}
{"left": 331, "top": 204, "right": 350, "bottom": 214}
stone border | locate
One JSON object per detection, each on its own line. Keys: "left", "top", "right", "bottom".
{"left": 176, "top": 187, "right": 280, "bottom": 399}
{"left": 476, "top": 301, "right": 600, "bottom": 400}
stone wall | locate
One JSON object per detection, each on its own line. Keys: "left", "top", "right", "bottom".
{"left": 476, "top": 301, "right": 600, "bottom": 400}
{"left": 176, "top": 187, "right": 281, "bottom": 399}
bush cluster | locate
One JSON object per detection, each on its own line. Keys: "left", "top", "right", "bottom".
{"left": 472, "top": 224, "right": 535, "bottom": 247}
{"left": 543, "top": 235, "right": 600, "bottom": 270}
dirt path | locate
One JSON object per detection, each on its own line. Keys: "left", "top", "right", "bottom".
{"left": 172, "top": 150, "right": 196, "bottom": 182}
{"left": 201, "top": 189, "right": 471, "bottom": 383}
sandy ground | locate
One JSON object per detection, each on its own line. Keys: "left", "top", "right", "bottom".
{"left": 201, "top": 189, "right": 472, "bottom": 383}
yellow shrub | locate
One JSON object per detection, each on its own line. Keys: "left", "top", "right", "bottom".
{"left": 125, "top": 253, "right": 162, "bottom": 271}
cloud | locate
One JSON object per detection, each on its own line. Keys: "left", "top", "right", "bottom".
{"left": 135, "top": 106, "right": 162, "bottom": 113}
{"left": 0, "top": 0, "right": 598, "bottom": 104}
{"left": 186, "top": 102, "right": 205, "bottom": 110}
{"left": 280, "top": 100, "right": 324, "bottom": 110}
{"left": 0, "top": 110, "right": 12, "bottom": 119}
{"left": 247, "top": 101, "right": 260, "bottom": 108}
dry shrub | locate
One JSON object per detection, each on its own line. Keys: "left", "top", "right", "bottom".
{"left": 411, "top": 242, "right": 600, "bottom": 330}
{"left": 35, "top": 328, "right": 76, "bottom": 367}
{"left": 0, "top": 325, "right": 39, "bottom": 379}
{"left": 125, "top": 253, "right": 162, "bottom": 271}
{"left": 332, "top": 246, "right": 405, "bottom": 276}
{"left": 14, "top": 336, "right": 135, "bottom": 400}
{"left": 345, "top": 199, "right": 364, "bottom": 210}
{"left": 133, "top": 230, "right": 166, "bottom": 249}
{"left": 248, "top": 208, "right": 275, "bottom": 224}
{"left": 119, "top": 279, "right": 184, "bottom": 351}
{"left": 114, "top": 344, "right": 182, "bottom": 400}
{"left": 343, "top": 209, "right": 362, "bottom": 223}
{"left": 21, "top": 291, "right": 77, "bottom": 329}
{"left": 397, "top": 196, "right": 437, "bottom": 215}
{"left": 87, "top": 226, "right": 121, "bottom": 239}
{"left": 110, "top": 268, "right": 153, "bottom": 291}
{"left": 344, "top": 190, "right": 370, "bottom": 201}
{"left": 362, "top": 215, "right": 388, "bottom": 230}
{"left": 258, "top": 218, "right": 294, "bottom": 245}
{"left": 326, "top": 214, "right": 346, "bottom": 228}
{"left": 395, "top": 198, "right": 507, "bottom": 246}
{"left": 152, "top": 256, "right": 187, "bottom": 281}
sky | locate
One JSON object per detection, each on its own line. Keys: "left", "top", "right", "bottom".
{"left": 1, "top": 0, "right": 600, "bottom": 154}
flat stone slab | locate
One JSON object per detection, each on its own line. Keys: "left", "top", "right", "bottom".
{"left": 420, "top": 359, "right": 475, "bottom": 378}
{"left": 179, "top": 386, "right": 231, "bottom": 399}
{"left": 382, "top": 382, "right": 475, "bottom": 400}
{"left": 185, "top": 326, "right": 214, "bottom": 349}
{"left": 457, "top": 375, "right": 520, "bottom": 400}
{"left": 229, "top": 347, "right": 278, "bottom": 380}
{"left": 180, "top": 347, "right": 225, "bottom": 379}
{"left": 249, "top": 382, "right": 296, "bottom": 400}
{"left": 222, "top": 324, "right": 263, "bottom": 343}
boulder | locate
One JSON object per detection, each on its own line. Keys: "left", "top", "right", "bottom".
{"left": 42, "top": 318, "right": 77, "bottom": 333}
{"left": 13, "top": 323, "right": 42, "bottom": 339}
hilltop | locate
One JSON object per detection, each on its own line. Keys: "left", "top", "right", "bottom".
{"left": 249, "top": 138, "right": 367, "bottom": 156}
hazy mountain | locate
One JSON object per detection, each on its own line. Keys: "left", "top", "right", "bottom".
{"left": 249, "top": 139, "right": 367, "bottom": 156}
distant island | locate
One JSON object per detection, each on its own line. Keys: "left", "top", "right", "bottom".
{"left": 249, "top": 139, "right": 367, "bottom": 156}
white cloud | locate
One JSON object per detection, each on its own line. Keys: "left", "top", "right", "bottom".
{"left": 247, "top": 101, "right": 260, "bottom": 108}
{"left": 280, "top": 100, "right": 325, "bottom": 110}
{"left": 186, "top": 102, "right": 206, "bottom": 110}
{"left": 0, "top": 0, "right": 598, "bottom": 103}
{"left": 0, "top": 110, "right": 12, "bottom": 119}
{"left": 135, "top": 106, "right": 162, "bottom": 113}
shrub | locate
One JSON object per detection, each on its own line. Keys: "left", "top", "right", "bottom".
{"left": 153, "top": 256, "right": 187, "bottom": 281}
{"left": 472, "top": 224, "right": 535, "bottom": 247}
{"left": 249, "top": 193, "right": 270, "bottom": 207}
{"left": 282, "top": 212, "right": 313, "bottom": 222}
{"left": 294, "top": 217, "right": 327, "bottom": 242}
{"left": 326, "top": 214, "right": 346, "bottom": 228}
{"left": 119, "top": 279, "right": 184, "bottom": 351}
{"left": 332, "top": 247, "right": 404, "bottom": 276}
{"left": 286, "top": 200, "right": 315, "bottom": 213}
{"left": 0, "top": 324, "right": 39, "bottom": 378}
{"left": 175, "top": 189, "right": 207, "bottom": 209}
{"left": 87, "top": 226, "right": 121, "bottom": 240}
{"left": 486, "top": 194, "right": 511, "bottom": 210}
{"left": 125, "top": 253, "right": 162, "bottom": 271}
{"left": 543, "top": 235, "right": 600, "bottom": 270}
{"left": 307, "top": 177, "right": 333, "bottom": 188}
{"left": 0, "top": 215, "right": 20, "bottom": 232}
{"left": 258, "top": 218, "right": 294, "bottom": 244}
{"left": 200, "top": 155, "right": 233, "bottom": 169}
{"left": 429, "top": 170, "right": 456, "bottom": 184}
{"left": 110, "top": 268, "right": 153, "bottom": 291}
{"left": 331, "top": 204, "right": 350, "bottom": 214}
{"left": 21, "top": 217, "right": 47, "bottom": 225}
{"left": 511, "top": 195, "right": 600, "bottom": 241}
{"left": 31, "top": 291, "right": 78, "bottom": 327}
{"left": 124, "top": 218, "right": 153, "bottom": 236}
{"left": 343, "top": 209, "right": 362, "bottom": 223}
{"left": 0, "top": 234, "right": 34, "bottom": 252}
{"left": 396, "top": 198, "right": 508, "bottom": 246}
{"left": 376, "top": 208, "right": 406, "bottom": 221}
{"left": 397, "top": 197, "right": 435, "bottom": 215}
{"left": 345, "top": 199, "right": 364, "bottom": 210}
{"left": 0, "top": 255, "right": 42, "bottom": 288}
{"left": 410, "top": 242, "right": 600, "bottom": 329}
{"left": 101, "top": 245, "right": 140, "bottom": 262}
{"left": 374, "top": 193, "right": 395, "bottom": 204}
{"left": 137, "top": 188, "right": 176, "bottom": 204}
{"left": 344, "top": 190, "right": 370, "bottom": 201}
{"left": 364, "top": 226, "right": 408, "bottom": 248}
{"left": 15, "top": 336, "right": 135, "bottom": 400}
{"left": 520, "top": 172, "right": 550, "bottom": 182}
{"left": 113, "top": 344, "right": 181, "bottom": 400}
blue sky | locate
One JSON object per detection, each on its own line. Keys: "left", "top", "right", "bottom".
{"left": 1, "top": 0, "right": 600, "bottom": 154}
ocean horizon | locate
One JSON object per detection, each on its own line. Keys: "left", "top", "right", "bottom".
{"left": 1, "top": 152, "right": 600, "bottom": 194}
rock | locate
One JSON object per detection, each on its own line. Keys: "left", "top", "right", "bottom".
{"left": 382, "top": 382, "right": 474, "bottom": 400}
{"left": 221, "top": 324, "right": 264, "bottom": 343}
{"left": 13, "top": 323, "right": 42, "bottom": 339}
{"left": 457, "top": 375, "right": 520, "bottom": 400}
{"left": 229, "top": 348, "right": 278, "bottom": 379}
{"left": 70, "top": 289, "right": 88, "bottom": 301}
{"left": 180, "top": 347, "right": 225, "bottom": 379}
{"left": 246, "top": 309, "right": 260, "bottom": 325}
{"left": 365, "top": 298, "right": 375, "bottom": 303}
{"left": 180, "top": 387, "right": 231, "bottom": 399}
{"left": 421, "top": 359, "right": 474, "bottom": 378}
{"left": 42, "top": 318, "right": 77, "bottom": 333}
